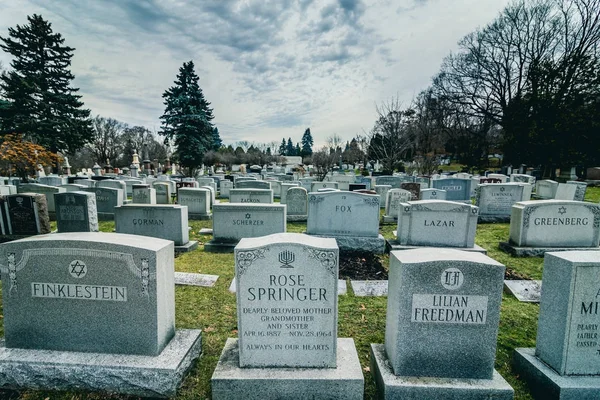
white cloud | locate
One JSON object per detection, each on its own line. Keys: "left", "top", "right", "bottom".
{"left": 0, "top": 0, "right": 510, "bottom": 149}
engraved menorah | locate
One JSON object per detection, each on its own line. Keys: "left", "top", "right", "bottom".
{"left": 279, "top": 250, "right": 295, "bottom": 268}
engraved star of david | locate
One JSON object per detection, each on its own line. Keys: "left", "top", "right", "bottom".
{"left": 500, "top": 187, "right": 505, "bottom": 192}
{"left": 70, "top": 260, "right": 87, "bottom": 278}
{"left": 245, "top": 213, "right": 251, "bottom": 219}
{"left": 558, "top": 206, "right": 567, "bottom": 215}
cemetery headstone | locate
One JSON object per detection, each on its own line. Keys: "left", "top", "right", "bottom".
{"left": 132, "top": 184, "right": 156, "bottom": 204}
{"left": 431, "top": 178, "right": 472, "bottom": 202}
{"left": 219, "top": 180, "right": 233, "bottom": 198}
{"left": 115, "top": 204, "right": 197, "bottom": 252}
{"left": 177, "top": 187, "right": 211, "bottom": 220}
{"left": 97, "top": 180, "right": 128, "bottom": 202}
{"left": 475, "top": 183, "right": 527, "bottom": 222}
{"left": 514, "top": 251, "right": 600, "bottom": 399}
{"left": 374, "top": 185, "right": 392, "bottom": 208}
{"left": 501, "top": 200, "right": 600, "bottom": 256}
{"left": 311, "top": 181, "right": 339, "bottom": 192}
{"left": 17, "top": 183, "right": 65, "bottom": 219}
{"left": 420, "top": 188, "right": 447, "bottom": 200}
{"left": 60, "top": 184, "right": 87, "bottom": 193}
{"left": 3, "top": 193, "right": 51, "bottom": 236}
{"left": 370, "top": 248, "right": 513, "bottom": 399}
{"left": 204, "top": 204, "right": 286, "bottom": 252}
{"left": 211, "top": 233, "right": 363, "bottom": 399}
{"left": 375, "top": 176, "right": 403, "bottom": 188}
{"left": 566, "top": 180, "right": 588, "bottom": 201}
{"left": 235, "top": 180, "right": 271, "bottom": 190}
{"left": 286, "top": 187, "right": 308, "bottom": 222}
{"left": 230, "top": 189, "right": 274, "bottom": 204}
{"left": 152, "top": 182, "right": 171, "bottom": 204}
{"left": 348, "top": 183, "right": 367, "bottom": 191}
{"left": 511, "top": 173, "right": 535, "bottom": 185}
{"left": 554, "top": 183, "right": 578, "bottom": 200}
{"left": 0, "top": 232, "right": 202, "bottom": 397}
{"left": 280, "top": 182, "right": 299, "bottom": 204}
{"left": 535, "top": 179, "right": 558, "bottom": 199}
{"left": 306, "top": 191, "right": 385, "bottom": 253}
{"left": 400, "top": 182, "right": 420, "bottom": 201}
{"left": 383, "top": 189, "right": 413, "bottom": 223}
{"left": 392, "top": 200, "right": 483, "bottom": 252}
{"left": 54, "top": 191, "right": 98, "bottom": 232}
{"left": 83, "top": 187, "right": 123, "bottom": 220}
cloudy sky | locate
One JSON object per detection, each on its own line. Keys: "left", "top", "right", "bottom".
{"left": 0, "top": 0, "right": 510, "bottom": 148}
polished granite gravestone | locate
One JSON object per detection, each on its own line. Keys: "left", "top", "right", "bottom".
{"left": 17, "top": 183, "right": 65, "bottom": 220}
{"left": 3, "top": 193, "right": 51, "bottom": 237}
{"left": 280, "top": 182, "right": 300, "bottom": 204}
{"left": 114, "top": 204, "right": 198, "bottom": 253}
{"left": 310, "top": 181, "right": 339, "bottom": 192}
{"left": 376, "top": 176, "right": 403, "bottom": 188}
{"left": 83, "top": 187, "right": 123, "bottom": 220}
{"left": 375, "top": 185, "right": 392, "bottom": 209}
{"left": 382, "top": 189, "right": 413, "bottom": 223}
{"left": 204, "top": 203, "right": 286, "bottom": 252}
{"left": 389, "top": 200, "right": 485, "bottom": 253}
{"left": 0, "top": 232, "right": 202, "bottom": 397}
{"left": 500, "top": 200, "right": 600, "bottom": 256}
{"left": 219, "top": 180, "right": 233, "bottom": 198}
{"left": 211, "top": 233, "right": 363, "bottom": 399}
{"left": 511, "top": 173, "right": 536, "bottom": 184}
{"left": 420, "top": 188, "right": 447, "bottom": 200}
{"left": 535, "top": 180, "right": 559, "bottom": 199}
{"left": 235, "top": 180, "right": 271, "bottom": 190}
{"left": 503, "top": 280, "right": 542, "bottom": 302}
{"left": 97, "top": 179, "right": 128, "bottom": 202}
{"left": 306, "top": 191, "right": 385, "bottom": 254}
{"left": 431, "top": 178, "right": 472, "bottom": 202}
{"left": 132, "top": 184, "right": 156, "bottom": 204}
{"left": 475, "top": 183, "right": 527, "bottom": 222}
{"left": 177, "top": 187, "right": 211, "bottom": 220}
{"left": 153, "top": 182, "right": 172, "bottom": 204}
{"left": 514, "top": 251, "right": 600, "bottom": 399}
{"left": 229, "top": 188, "right": 274, "bottom": 204}
{"left": 371, "top": 249, "right": 513, "bottom": 399}
{"left": 400, "top": 182, "right": 420, "bottom": 201}
{"left": 286, "top": 187, "right": 308, "bottom": 222}
{"left": 54, "top": 191, "right": 99, "bottom": 232}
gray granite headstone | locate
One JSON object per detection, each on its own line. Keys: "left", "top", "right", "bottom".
{"left": 153, "top": 182, "right": 172, "bottom": 204}
{"left": 374, "top": 185, "right": 392, "bottom": 208}
{"left": 375, "top": 176, "right": 403, "bottom": 189}
{"left": 83, "top": 187, "right": 123, "bottom": 220}
{"left": 235, "top": 233, "right": 338, "bottom": 368}
{"left": 476, "top": 183, "right": 526, "bottom": 222}
{"left": 384, "top": 189, "right": 412, "bottom": 221}
{"left": 286, "top": 187, "right": 308, "bottom": 221}
{"left": 310, "top": 181, "right": 339, "bottom": 192}
{"left": 280, "top": 183, "right": 300, "bottom": 204}
{"left": 307, "top": 191, "right": 379, "bottom": 237}
{"left": 54, "top": 191, "right": 99, "bottom": 233}
{"left": 513, "top": 251, "right": 600, "bottom": 398}
{"left": 566, "top": 181, "right": 588, "bottom": 202}
{"left": 508, "top": 200, "right": 600, "bottom": 248}
{"left": 210, "top": 204, "right": 286, "bottom": 244}
{"left": 219, "top": 180, "right": 233, "bottom": 198}
{"left": 0, "top": 232, "right": 175, "bottom": 356}
{"left": 351, "top": 280, "right": 388, "bottom": 297}
{"left": 396, "top": 200, "right": 479, "bottom": 248}
{"left": 114, "top": 204, "right": 189, "bottom": 246}
{"left": 230, "top": 189, "right": 274, "bottom": 204}
{"left": 97, "top": 180, "right": 128, "bottom": 202}
{"left": 4, "top": 193, "right": 51, "bottom": 235}
{"left": 535, "top": 180, "right": 558, "bottom": 199}
{"left": 174, "top": 272, "right": 218, "bottom": 287}
{"left": 431, "top": 178, "right": 472, "bottom": 201}
{"left": 420, "top": 188, "right": 447, "bottom": 200}
{"left": 60, "top": 184, "right": 87, "bottom": 193}
{"left": 385, "top": 249, "right": 505, "bottom": 379}
{"left": 235, "top": 180, "right": 271, "bottom": 190}
{"left": 177, "top": 187, "right": 211, "bottom": 219}
{"left": 17, "top": 183, "right": 65, "bottom": 217}
{"left": 132, "top": 185, "right": 156, "bottom": 204}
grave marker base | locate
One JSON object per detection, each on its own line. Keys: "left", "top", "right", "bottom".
{"left": 499, "top": 242, "right": 600, "bottom": 257}
{"left": 478, "top": 215, "right": 511, "bottom": 223}
{"left": 386, "top": 239, "right": 487, "bottom": 254}
{"left": 0, "top": 329, "right": 202, "bottom": 398}
{"left": 382, "top": 215, "right": 397, "bottom": 223}
{"left": 287, "top": 214, "right": 308, "bottom": 222}
{"left": 211, "top": 338, "right": 364, "bottom": 400}
{"left": 370, "top": 344, "right": 514, "bottom": 400}
{"left": 513, "top": 348, "right": 600, "bottom": 400}
{"left": 175, "top": 240, "right": 198, "bottom": 254}
{"left": 188, "top": 212, "right": 212, "bottom": 220}
{"left": 204, "top": 239, "right": 238, "bottom": 253}
{"left": 306, "top": 234, "right": 386, "bottom": 254}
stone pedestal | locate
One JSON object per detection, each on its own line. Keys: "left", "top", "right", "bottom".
{"left": 0, "top": 329, "right": 202, "bottom": 398}
{"left": 513, "top": 348, "right": 600, "bottom": 400}
{"left": 371, "top": 344, "right": 513, "bottom": 400}
{"left": 211, "top": 338, "right": 363, "bottom": 400}
{"left": 499, "top": 242, "right": 600, "bottom": 257}
{"left": 307, "top": 233, "right": 386, "bottom": 254}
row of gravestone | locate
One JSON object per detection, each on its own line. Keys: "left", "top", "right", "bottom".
{"left": 1, "top": 231, "right": 594, "bottom": 398}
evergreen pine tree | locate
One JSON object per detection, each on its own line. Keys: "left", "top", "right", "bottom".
{"left": 278, "top": 138, "right": 286, "bottom": 155}
{"left": 159, "top": 60, "right": 214, "bottom": 175}
{"left": 301, "top": 128, "right": 314, "bottom": 156}
{"left": 0, "top": 14, "right": 92, "bottom": 156}
{"left": 286, "top": 137, "right": 294, "bottom": 156}
{"left": 295, "top": 143, "right": 301, "bottom": 157}
{"left": 212, "top": 126, "right": 222, "bottom": 151}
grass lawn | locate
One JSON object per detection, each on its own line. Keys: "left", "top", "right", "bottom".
{"left": 1, "top": 187, "right": 599, "bottom": 399}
